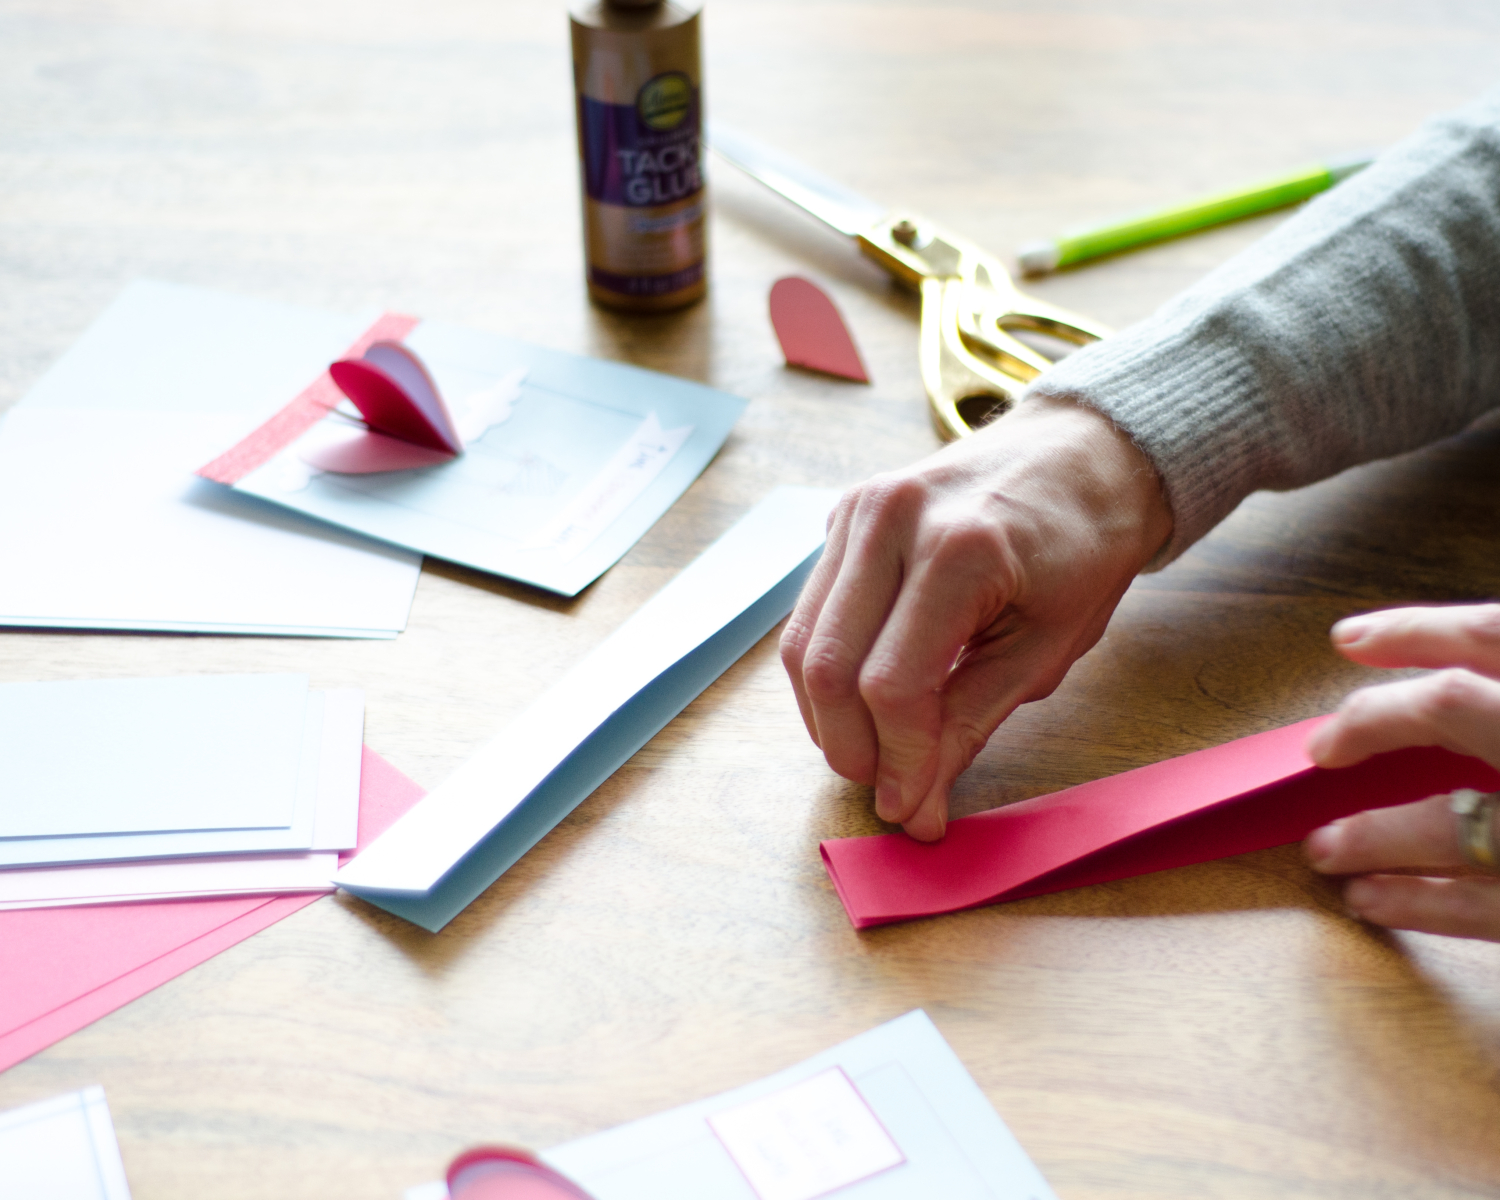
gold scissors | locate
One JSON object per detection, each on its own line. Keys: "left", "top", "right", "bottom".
{"left": 711, "top": 125, "right": 1111, "bottom": 441}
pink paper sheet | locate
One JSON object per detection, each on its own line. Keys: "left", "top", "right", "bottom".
{"left": 0, "top": 748, "right": 424, "bottom": 1074}
{"left": 820, "top": 716, "right": 1500, "bottom": 930}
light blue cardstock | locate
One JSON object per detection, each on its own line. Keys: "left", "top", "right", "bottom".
{"left": 232, "top": 317, "right": 748, "bottom": 597}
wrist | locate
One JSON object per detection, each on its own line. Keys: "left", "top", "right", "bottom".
{"left": 988, "top": 396, "right": 1174, "bottom": 573}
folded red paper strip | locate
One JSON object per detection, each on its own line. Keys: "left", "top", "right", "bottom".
{"left": 820, "top": 716, "right": 1500, "bottom": 930}
{"left": 0, "top": 749, "right": 425, "bottom": 1075}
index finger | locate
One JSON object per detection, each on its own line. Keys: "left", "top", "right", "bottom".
{"left": 1331, "top": 603, "right": 1500, "bottom": 678}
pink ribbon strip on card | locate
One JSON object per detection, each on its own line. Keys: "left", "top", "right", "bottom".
{"left": 820, "top": 715, "right": 1500, "bottom": 930}
{"left": 197, "top": 312, "right": 421, "bottom": 485}
{"left": 0, "top": 748, "right": 424, "bottom": 1074}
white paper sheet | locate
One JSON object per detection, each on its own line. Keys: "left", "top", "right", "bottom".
{"left": 0, "top": 674, "right": 309, "bottom": 839}
{"left": 0, "top": 686, "right": 364, "bottom": 868}
{"left": 0, "top": 1086, "right": 132, "bottom": 1200}
{"left": 405, "top": 1012, "right": 1055, "bottom": 1200}
{"left": 0, "top": 280, "right": 421, "bottom": 638}
{"left": 335, "top": 486, "right": 839, "bottom": 931}
{"left": 0, "top": 851, "right": 339, "bottom": 910}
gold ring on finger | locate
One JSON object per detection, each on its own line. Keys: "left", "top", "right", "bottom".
{"left": 1449, "top": 789, "right": 1500, "bottom": 872}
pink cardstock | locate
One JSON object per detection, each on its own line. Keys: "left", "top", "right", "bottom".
{"left": 820, "top": 716, "right": 1500, "bottom": 930}
{"left": 769, "top": 276, "right": 869, "bottom": 383}
{"left": 0, "top": 748, "right": 425, "bottom": 1075}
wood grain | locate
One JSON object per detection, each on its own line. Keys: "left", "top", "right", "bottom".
{"left": 3, "top": 1, "right": 1500, "bottom": 1197}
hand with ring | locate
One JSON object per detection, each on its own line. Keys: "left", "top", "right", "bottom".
{"left": 1304, "top": 603, "right": 1500, "bottom": 941}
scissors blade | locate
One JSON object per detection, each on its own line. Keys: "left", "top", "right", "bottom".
{"left": 708, "top": 122, "right": 888, "bottom": 239}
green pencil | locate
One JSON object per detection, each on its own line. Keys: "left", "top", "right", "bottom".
{"left": 1017, "top": 152, "right": 1375, "bottom": 276}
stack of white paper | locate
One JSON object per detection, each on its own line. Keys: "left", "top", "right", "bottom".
{"left": 0, "top": 1087, "right": 133, "bottom": 1200}
{"left": 0, "top": 674, "right": 362, "bottom": 910}
{"left": 406, "top": 1011, "right": 1057, "bottom": 1200}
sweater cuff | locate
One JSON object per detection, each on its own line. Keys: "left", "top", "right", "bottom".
{"left": 1021, "top": 321, "right": 1269, "bottom": 568}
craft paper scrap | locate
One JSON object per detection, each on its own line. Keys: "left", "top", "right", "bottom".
{"left": 0, "top": 280, "right": 421, "bottom": 638}
{"left": 336, "top": 485, "right": 840, "bottom": 933}
{"left": 821, "top": 717, "right": 1500, "bottom": 930}
{"left": 0, "top": 748, "right": 422, "bottom": 1075}
{"left": 0, "top": 674, "right": 309, "bottom": 840}
{"left": 211, "top": 306, "right": 746, "bottom": 597}
{"left": 0, "top": 687, "right": 364, "bottom": 869}
{"left": 708, "top": 1068, "right": 904, "bottom": 1200}
{"left": 0, "top": 1086, "right": 132, "bottom": 1200}
{"left": 406, "top": 1010, "right": 1055, "bottom": 1200}
{"left": 769, "top": 276, "right": 870, "bottom": 383}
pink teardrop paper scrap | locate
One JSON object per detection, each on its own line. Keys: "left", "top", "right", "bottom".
{"left": 768, "top": 276, "right": 870, "bottom": 383}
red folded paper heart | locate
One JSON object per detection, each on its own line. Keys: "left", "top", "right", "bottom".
{"left": 820, "top": 716, "right": 1500, "bottom": 930}
{"left": 306, "top": 340, "right": 465, "bottom": 473}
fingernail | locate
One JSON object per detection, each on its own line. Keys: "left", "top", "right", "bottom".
{"left": 1331, "top": 616, "right": 1374, "bottom": 647}
{"left": 875, "top": 775, "right": 903, "bottom": 823}
{"left": 1305, "top": 821, "right": 1344, "bottom": 871}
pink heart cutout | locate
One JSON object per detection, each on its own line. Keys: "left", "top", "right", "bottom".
{"left": 327, "top": 341, "right": 462, "bottom": 455}
{"left": 768, "top": 276, "right": 870, "bottom": 383}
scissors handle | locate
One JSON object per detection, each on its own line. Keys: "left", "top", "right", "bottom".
{"left": 857, "top": 213, "right": 1111, "bottom": 441}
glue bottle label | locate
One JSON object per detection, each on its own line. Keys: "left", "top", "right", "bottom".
{"left": 580, "top": 74, "right": 703, "bottom": 208}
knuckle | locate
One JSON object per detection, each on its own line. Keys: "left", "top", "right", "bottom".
{"left": 852, "top": 471, "right": 927, "bottom": 525}
{"left": 800, "top": 642, "right": 861, "bottom": 706}
{"left": 1420, "top": 668, "right": 1483, "bottom": 717}
{"left": 1462, "top": 603, "right": 1500, "bottom": 645}
{"left": 949, "top": 718, "right": 996, "bottom": 767}
{"left": 778, "top": 614, "right": 812, "bottom": 666}
{"left": 1338, "top": 686, "right": 1381, "bottom": 721}
{"left": 857, "top": 660, "right": 916, "bottom": 718}
{"left": 924, "top": 512, "right": 1004, "bottom": 566}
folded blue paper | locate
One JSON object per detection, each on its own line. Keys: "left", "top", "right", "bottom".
{"left": 335, "top": 486, "right": 839, "bottom": 932}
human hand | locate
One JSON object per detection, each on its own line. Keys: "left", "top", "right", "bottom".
{"left": 780, "top": 397, "right": 1172, "bottom": 842}
{"left": 1304, "top": 603, "right": 1500, "bottom": 940}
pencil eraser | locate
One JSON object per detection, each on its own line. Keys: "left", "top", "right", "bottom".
{"left": 768, "top": 276, "right": 870, "bottom": 384}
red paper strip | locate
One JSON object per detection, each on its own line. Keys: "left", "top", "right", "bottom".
{"left": 196, "top": 312, "right": 421, "bottom": 485}
{"left": 0, "top": 748, "right": 425, "bottom": 1074}
{"left": 769, "top": 276, "right": 870, "bottom": 383}
{"left": 820, "top": 716, "right": 1500, "bottom": 930}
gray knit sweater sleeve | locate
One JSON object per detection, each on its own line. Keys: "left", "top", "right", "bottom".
{"left": 1023, "top": 86, "right": 1500, "bottom": 564}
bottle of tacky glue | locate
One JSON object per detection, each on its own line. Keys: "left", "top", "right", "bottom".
{"left": 570, "top": 0, "right": 706, "bottom": 312}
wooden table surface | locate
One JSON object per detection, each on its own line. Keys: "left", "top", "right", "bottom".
{"left": 4, "top": 2, "right": 1500, "bottom": 1197}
